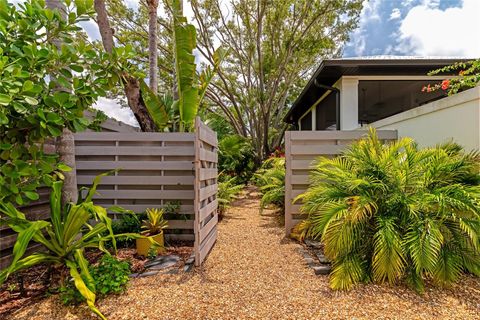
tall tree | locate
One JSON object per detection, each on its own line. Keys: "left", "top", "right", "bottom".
{"left": 94, "top": 0, "right": 157, "bottom": 131}
{"left": 147, "top": 0, "right": 159, "bottom": 91}
{"left": 45, "top": 0, "right": 78, "bottom": 205}
{"left": 191, "top": 0, "right": 363, "bottom": 159}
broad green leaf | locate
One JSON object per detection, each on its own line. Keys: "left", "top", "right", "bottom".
{"left": 139, "top": 80, "right": 168, "bottom": 130}
{"left": 0, "top": 93, "right": 11, "bottom": 106}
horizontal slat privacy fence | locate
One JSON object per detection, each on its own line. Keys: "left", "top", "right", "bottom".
{"left": 194, "top": 120, "right": 219, "bottom": 266}
{"left": 284, "top": 130, "right": 398, "bottom": 235}
{"left": 74, "top": 131, "right": 197, "bottom": 241}
{"left": 1, "top": 118, "right": 218, "bottom": 270}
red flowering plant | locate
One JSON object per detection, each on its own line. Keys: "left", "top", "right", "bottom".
{"left": 422, "top": 59, "right": 480, "bottom": 95}
{"left": 269, "top": 146, "right": 285, "bottom": 158}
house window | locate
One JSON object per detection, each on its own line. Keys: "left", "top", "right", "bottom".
{"left": 358, "top": 80, "right": 447, "bottom": 124}
{"left": 316, "top": 91, "right": 337, "bottom": 130}
{"left": 300, "top": 110, "right": 312, "bottom": 130}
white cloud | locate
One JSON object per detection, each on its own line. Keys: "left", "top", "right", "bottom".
{"left": 397, "top": 0, "right": 480, "bottom": 57}
{"left": 389, "top": 8, "right": 401, "bottom": 20}
{"left": 348, "top": 0, "right": 383, "bottom": 56}
{"left": 93, "top": 97, "right": 139, "bottom": 127}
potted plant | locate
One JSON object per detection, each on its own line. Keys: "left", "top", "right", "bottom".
{"left": 136, "top": 208, "right": 168, "bottom": 256}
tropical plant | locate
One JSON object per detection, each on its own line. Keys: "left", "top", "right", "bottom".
{"left": 171, "top": 0, "right": 227, "bottom": 131}
{"left": 296, "top": 129, "right": 480, "bottom": 292}
{"left": 218, "top": 175, "right": 243, "bottom": 216}
{"left": 218, "top": 135, "right": 256, "bottom": 183}
{"left": 60, "top": 254, "right": 131, "bottom": 305}
{"left": 0, "top": 174, "right": 144, "bottom": 319}
{"left": 254, "top": 157, "right": 285, "bottom": 212}
{"left": 141, "top": 208, "right": 168, "bottom": 236}
{"left": 0, "top": 0, "right": 118, "bottom": 205}
{"left": 423, "top": 59, "right": 480, "bottom": 95}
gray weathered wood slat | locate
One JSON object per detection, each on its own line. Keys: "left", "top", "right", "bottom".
{"left": 75, "top": 132, "right": 194, "bottom": 141}
{"left": 116, "top": 204, "right": 194, "bottom": 214}
{"left": 199, "top": 148, "right": 218, "bottom": 162}
{"left": 291, "top": 159, "right": 317, "bottom": 170}
{"left": 199, "top": 168, "right": 217, "bottom": 181}
{"left": 76, "top": 161, "right": 194, "bottom": 171}
{"left": 291, "top": 144, "right": 346, "bottom": 155}
{"left": 199, "top": 227, "right": 217, "bottom": 262}
{"left": 199, "top": 214, "right": 218, "bottom": 243}
{"left": 199, "top": 199, "right": 218, "bottom": 222}
{"left": 167, "top": 220, "right": 194, "bottom": 229}
{"left": 199, "top": 184, "right": 218, "bottom": 201}
{"left": 77, "top": 175, "right": 194, "bottom": 186}
{"left": 75, "top": 146, "right": 194, "bottom": 156}
{"left": 88, "top": 189, "right": 194, "bottom": 200}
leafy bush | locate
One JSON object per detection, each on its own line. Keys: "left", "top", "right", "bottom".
{"left": 61, "top": 255, "right": 131, "bottom": 305}
{"left": 0, "top": 0, "right": 118, "bottom": 205}
{"left": 0, "top": 174, "right": 142, "bottom": 319}
{"left": 111, "top": 213, "right": 144, "bottom": 248}
{"left": 297, "top": 129, "right": 480, "bottom": 292}
{"left": 218, "top": 135, "right": 256, "bottom": 183}
{"left": 218, "top": 175, "right": 243, "bottom": 216}
{"left": 253, "top": 157, "right": 285, "bottom": 212}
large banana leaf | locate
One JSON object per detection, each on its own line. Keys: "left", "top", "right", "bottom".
{"left": 140, "top": 80, "right": 169, "bottom": 130}
{"left": 172, "top": 0, "right": 198, "bottom": 130}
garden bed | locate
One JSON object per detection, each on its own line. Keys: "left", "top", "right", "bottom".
{"left": 0, "top": 244, "right": 193, "bottom": 319}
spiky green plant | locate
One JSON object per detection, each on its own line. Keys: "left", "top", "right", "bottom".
{"left": 218, "top": 175, "right": 243, "bottom": 215}
{"left": 254, "top": 157, "right": 285, "bottom": 211}
{"left": 0, "top": 174, "right": 145, "bottom": 319}
{"left": 141, "top": 208, "right": 168, "bottom": 236}
{"left": 296, "top": 128, "right": 480, "bottom": 292}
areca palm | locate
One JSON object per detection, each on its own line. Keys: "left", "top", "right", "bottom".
{"left": 297, "top": 129, "right": 480, "bottom": 292}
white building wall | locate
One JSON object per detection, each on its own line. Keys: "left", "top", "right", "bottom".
{"left": 371, "top": 87, "right": 480, "bottom": 151}
{"left": 337, "top": 77, "right": 359, "bottom": 130}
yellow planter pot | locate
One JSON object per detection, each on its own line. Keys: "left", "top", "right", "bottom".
{"left": 136, "top": 231, "right": 165, "bottom": 256}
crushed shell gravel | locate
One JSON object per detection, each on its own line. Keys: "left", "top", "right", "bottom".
{"left": 7, "top": 188, "right": 480, "bottom": 320}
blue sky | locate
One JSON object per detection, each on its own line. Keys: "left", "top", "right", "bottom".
{"left": 344, "top": 0, "right": 480, "bottom": 58}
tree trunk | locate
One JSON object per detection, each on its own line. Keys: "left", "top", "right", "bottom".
{"left": 147, "top": 0, "right": 159, "bottom": 92}
{"left": 46, "top": 0, "right": 78, "bottom": 205}
{"left": 94, "top": 0, "right": 157, "bottom": 132}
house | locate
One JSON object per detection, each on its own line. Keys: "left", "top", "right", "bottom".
{"left": 284, "top": 56, "right": 480, "bottom": 151}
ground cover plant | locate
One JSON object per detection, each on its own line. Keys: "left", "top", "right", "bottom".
{"left": 218, "top": 175, "right": 244, "bottom": 216}
{"left": 297, "top": 129, "right": 480, "bottom": 292}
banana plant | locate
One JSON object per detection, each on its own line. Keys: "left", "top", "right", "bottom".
{"left": 171, "top": 0, "right": 227, "bottom": 132}
{"left": 0, "top": 174, "right": 146, "bottom": 319}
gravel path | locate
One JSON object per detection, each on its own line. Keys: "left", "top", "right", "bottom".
{"left": 9, "top": 187, "right": 480, "bottom": 320}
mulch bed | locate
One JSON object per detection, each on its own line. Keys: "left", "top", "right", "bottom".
{"left": 0, "top": 243, "right": 193, "bottom": 319}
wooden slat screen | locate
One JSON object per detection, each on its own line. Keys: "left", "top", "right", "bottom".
{"left": 284, "top": 130, "right": 398, "bottom": 235}
{"left": 74, "top": 131, "right": 196, "bottom": 241}
{"left": 194, "top": 118, "right": 219, "bottom": 266}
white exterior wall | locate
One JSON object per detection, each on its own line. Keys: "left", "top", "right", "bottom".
{"left": 337, "top": 77, "right": 359, "bottom": 130}
{"left": 371, "top": 87, "right": 480, "bottom": 151}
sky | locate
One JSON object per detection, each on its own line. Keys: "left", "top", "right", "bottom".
{"left": 12, "top": 0, "right": 480, "bottom": 125}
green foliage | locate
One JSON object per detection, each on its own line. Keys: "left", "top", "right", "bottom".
{"left": 0, "top": 0, "right": 122, "bottom": 205}
{"left": 111, "top": 213, "right": 144, "bottom": 248}
{"left": 60, "top": 255, "right": 131, "bottom": 305}
{"left": 218, "top": 175, "right": 243, "bottom": 215}
{"left": 297, "top": 129, "right": 480, "bottom": 292}
{"left": 141, "top": 208, "right": 168, "bottom": 236}
{"left": 254, "top": 157, "right": 285, "bottom": 211}
{"left": 0, "top": 173, "right": 144, "bottom": 319}
{"left": 90, "top": 255, "right": 131, "bottom": 296}
{"left": 426, "top": 59, "right": 480, "bottom": 95}
{"left": 218, "top": 135, "right": 256, "bottom": 183}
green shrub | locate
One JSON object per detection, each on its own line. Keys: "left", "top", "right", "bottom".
{"left": 111, "top": 213, "right": 144, "bottom": 248}
{"left": 61, "top": 255, "right": 131, "bottom": 305}
{"left": 218, "top": 175, "right": 243, "bottom": 215}
{"left": 297, "top": 129, "right": 480, "bottom": 292}
{"left": 218, "top": 135, "right": 256, "bottom": 183}
{"left": 254, "top": 157, "right": 285, "bottom": 212}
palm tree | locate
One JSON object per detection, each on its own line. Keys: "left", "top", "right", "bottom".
{"left": 147, "top": 0, "right": 159, "bottom": 92}
{"left": 297, "top": 129, "right": 480, "bottom": 292}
